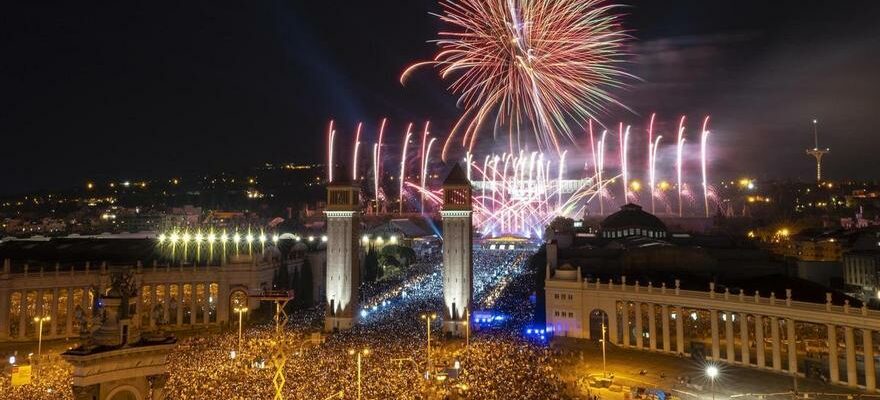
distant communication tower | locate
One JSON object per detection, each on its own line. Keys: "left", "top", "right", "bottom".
{"left": 805, "top": 119, "right": 829, "bottom": 183}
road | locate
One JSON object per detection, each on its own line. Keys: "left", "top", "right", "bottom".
{"left": 550, "top": 337, "right": 865, "bottom": 400}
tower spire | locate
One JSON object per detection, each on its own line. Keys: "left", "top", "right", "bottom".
{"left": 805, "top": 119, "right": 829, "bottom": 183}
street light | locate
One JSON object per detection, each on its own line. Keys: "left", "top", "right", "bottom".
{"left": 465, "top": 307, "right": 470, "bottom": 356}
{"left": 348, "top": 349, "right": 370, "bottom": 400}
{"left": 600, "top": 321, "right": 608, "bottom": 378}
{"left": 706, "top": 365, "right": 719, "bottom": 400}
{"left": 34, "top": 315, "right": 51, "bottom": 379}
{"left": 420, "top": 313, "right": 438, "bottom": 377}
{"left": 233, "top": 306, "right": 248, "bottom": 354}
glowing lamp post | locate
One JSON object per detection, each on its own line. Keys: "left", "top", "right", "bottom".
{"left": 420, "top": 313, "right": 438, "bottom": 377}
{"left": 465, "top": 307, "right": 470, "bottom": 355}
{"left": 348, "top": 348, "right": 370, "bottom": 400}
{"left": 706, "top": 365, "right": 719, "bottom": 400}
{"left": 34, "top": 315, "right": 51, "bottom": 379}
{"left": 601, "top": 321, "right": 608, "bottom": 378}
{"left": 234, "top": 306, "right": 248, "bottom": 354}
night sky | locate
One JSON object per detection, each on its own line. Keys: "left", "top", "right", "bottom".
{"left": 3, "top": 1, "right": 880, "bottom": 195}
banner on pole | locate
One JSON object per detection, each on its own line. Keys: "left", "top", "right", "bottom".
{"left": 11, "top": 365, "right": 32, "bottom": 386}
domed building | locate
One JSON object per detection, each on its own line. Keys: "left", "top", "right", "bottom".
{"left": 600, "top": 203, "right": 668, "bottom": 239}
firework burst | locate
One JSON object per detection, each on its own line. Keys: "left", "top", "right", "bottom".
{"left": 402, "top": 0, "right": 634, "bottom": 159}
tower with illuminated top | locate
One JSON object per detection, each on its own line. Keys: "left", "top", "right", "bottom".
{"left": 324, "top": 169, "right": 361, "bottom": 332}
{"left": 441, "top": 163, "right": 472, "bottom": 336}
{"left": 806, "top": 119, "right": 830, "bottom": 183}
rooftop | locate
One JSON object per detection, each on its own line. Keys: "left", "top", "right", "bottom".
{"left": 443, "top": 163, "right": 469, "bottom": 186}
{"left": 600, "top": 203, "right": 668, "bottom": 233}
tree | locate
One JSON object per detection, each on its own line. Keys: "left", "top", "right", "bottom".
{"left": 296, "top": 257, "right": 314, "bottom": 308}
{"left": 379, "top": 254, "right": 403, "bottom": 279}
{"left": 380, "top": 245, "right": 416, "bottom": 268}
{"left": 274, "top": 263, "right": 291, "bottom": 290}
{"left": 548, "top": 216, "right": 575, "bottom": 232}
{"left": 364, "top": 247, "right": 380, "bottom": 283}
{"left": 545, "top": 216, "right": 575, "bottom": 239}
{"left": 530, "top": 246, "right": 548, "bottom": 325}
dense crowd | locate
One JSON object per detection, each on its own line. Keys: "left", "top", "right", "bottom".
{"left": 472, "top": 250, "right": 532, "bottom": 309}
{"left": 1, "top": 356, "right": 72, "bottom": 400}
{"left": 4, "top": 247, "right": 575, "bottom": 399}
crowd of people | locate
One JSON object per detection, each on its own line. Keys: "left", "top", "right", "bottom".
{"left": 1, "top": 355, "right": 73, "bottom": 400}
{"left": 3, "top": 246, "right": 577, "bottom": 399}
{"left": 472, "top": 250, "right": 532, "bottom": 309}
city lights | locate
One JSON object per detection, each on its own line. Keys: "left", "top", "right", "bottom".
{"left": 5, "top": 2, "right": 880, "bottom": 399}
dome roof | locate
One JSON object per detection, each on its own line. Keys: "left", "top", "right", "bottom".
{"left": 600, "top": 203, "right": 667, "bottom": 233}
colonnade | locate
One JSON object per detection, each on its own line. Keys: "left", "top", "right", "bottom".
{"left": 546, "top": 273, "right": 880, "bottom": 392}
{"left": 615, "top": 299, "right": 876, "bottom": 390}
{"left": 0, "top": 253, "right": 289, "bottom": 342}
{"left": 0, "top": 281, "right": 228, "bottom": 341}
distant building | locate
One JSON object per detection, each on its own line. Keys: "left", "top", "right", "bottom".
{"left": 779, "top": 229, "right": 844, "bottom": 287}
{"left": 843, "top": 230, "right": 880, "bottom": 304}
{"left": 845, "top": 189, "right": 880, "bottom": 209}
{"left": 164, "top": 205, "right": 202, "bottom": 226}
{"left": 549, "top": 204, "right": 785, "bottom": 281}
{"left": 364, "top": 218, "right": 434, "bottom": 249}
{"left": 599, "top": 204, "right": 668, "bottom": 239}
{"left": 844, "top": 250, "right": 880, "bottom": 300}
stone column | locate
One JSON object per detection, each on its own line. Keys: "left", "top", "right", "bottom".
{"left": 622, "top": 302, "right": 630, "bottom": 347}
{"left": 18, "top": 291, "right": 27, "bottom": 338}
{"left": 81, "top": 287, "right": 90, "bottom": 316}
{"left": 755, "top": 315, "right": 765, "bottom": 368}
{"left": 0, "top": 288, "right": 9, "bottom": 340}
{"left": 36, "top": 289, "right": 45, "bottom": 318}
{"left": 648, "top": 304, "right": 657, "bottom": 351}
{"left": 725, "top": 312, "right": 735, "bottom": 363}
{"left": 740, "top": 313, "right": 750, "bottom": 365}
{"left": 217, "top": 283, "right": 229, "bottom": 326}
{"left": 162, "top": 284, "right": 170, "bottom": 325}
{"left": 176, "top": 284, "right": 184, "bottom": 327}
{"left": 827, "top": 324, "right": 839, "bottom": 384}
{"left": 864, "top": 329, "right": 876, "bottom": 392}
{"left": 189, "top": 283, "right": 197, "bottom": 325}
{"left": 786, "top": 318, "right": 797, "bottom": 374}
{"left": 50, "top": 288, "right": 59, "bottom": 336}
{"left": 710, "top": 309, "right": 721, "bottom": 360}
{"left": 146, "top": 286, "right": 155, "bottom": 329}
{"left": 845, "top": 326, "right": 857, "bottom": 387}
{"left": 203, "top": 282, "right": 210, "bottom": 325}
{"left": 634, "top": 302, "right": 643, "bottom": 349}
{"left": 65, "top": 288, "right": 74, "bottom": 338}
{"left": 771, "top": 317, "right": 782, "bottom": 371}
{"left": 675, "top": 307, "right": 685, "bottom": 355}
{"left": 661, "top": 305, "right": 671, "bottom": 353}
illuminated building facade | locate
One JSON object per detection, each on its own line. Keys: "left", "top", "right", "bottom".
{"left": 0, "top": 237, "right": 294, "bottom": 343}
